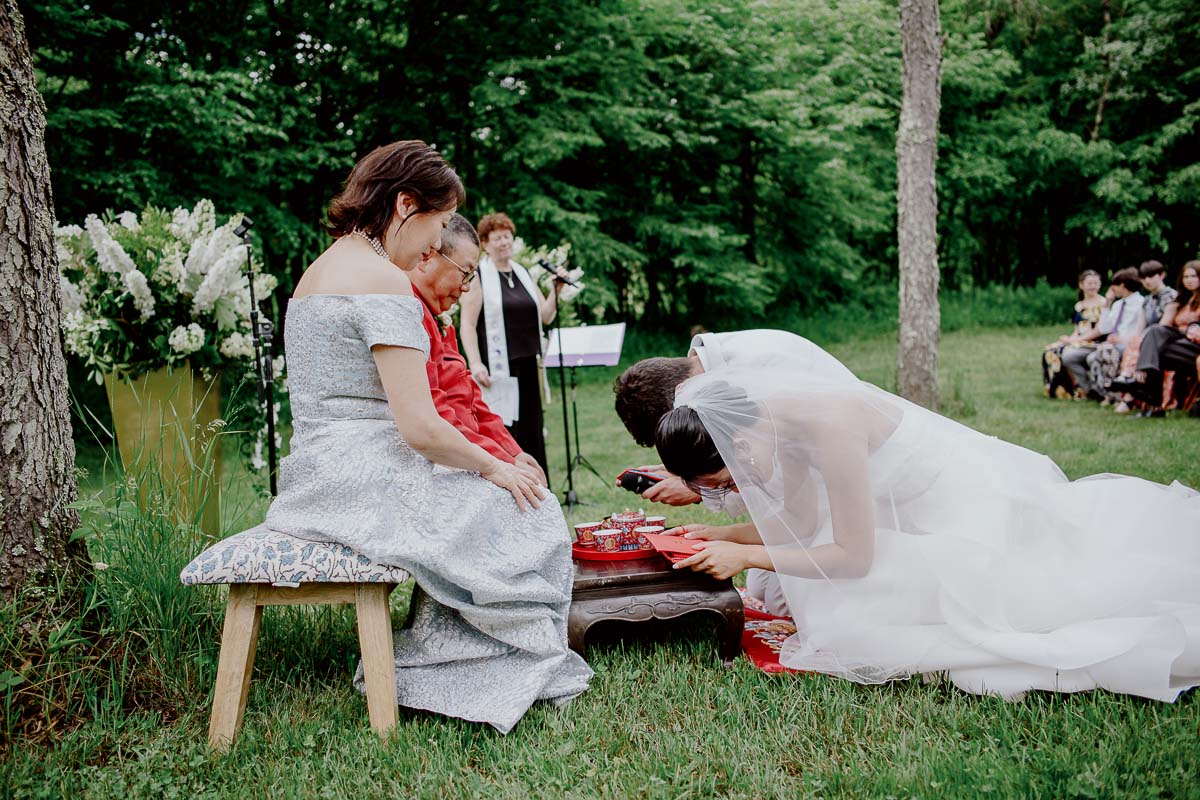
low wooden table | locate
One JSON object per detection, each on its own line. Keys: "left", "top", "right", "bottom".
{"left": 568, "top": 554, "right": 744, "bottom": 664}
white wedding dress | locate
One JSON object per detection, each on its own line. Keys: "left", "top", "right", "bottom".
{"left": 676, "top": 363, "right": 1200, "bottom": 701}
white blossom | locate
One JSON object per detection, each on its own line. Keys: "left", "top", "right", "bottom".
{"left": 118, "top": 211, "right": 140, "bottom": 231}
{"left": 86, "top": 215, "right": 136, "bottom": 276}
{"left": 122, "top": 269, "right": 155, "bottom": 320}
{"left": 168, "top": 323, "right": 205, "bottom": 355}
{"left": 59, "top": 276, "right": 84, "bottom": 314}
{"left": 55, "top": 224, "right": 83, "bottom": 238}
{"left": 191, "top": 246, "right": 244, "bottom": 314}
{"left": 61, "top": 309, "right": 107, "bottom": 359}
{"left": 184, "top": 225, "right": 241, "bottom": 279}
{"left": 219, "top": 331, "right": 255, "bottom": 360}
{"left": 195, "top": 200, "right": 216, "bottom": 237}
{"left": 153, "top": 245, "right": 186, "bottom": 289}
{"left": 169, "top": 206, "right": 199, "bottom": 243}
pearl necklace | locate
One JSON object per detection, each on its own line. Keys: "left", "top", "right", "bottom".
{"left": 351, "top": 229, "right": 391, "bottom": 263}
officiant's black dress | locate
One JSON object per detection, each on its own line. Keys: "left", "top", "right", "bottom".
{"left": 472, "top": 276, "right": 549, "bottom": 476}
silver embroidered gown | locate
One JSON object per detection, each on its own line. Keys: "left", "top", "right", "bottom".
{"left": 264, "top": 293, "right": 592, "bottom": 733}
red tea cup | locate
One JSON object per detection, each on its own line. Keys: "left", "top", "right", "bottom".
{"left": 594, "top": 529, "right": 622, "bottom": 553}
{"left": 574, "top": 522, "right": 602, "bottom": 547}
{"left": 633, "top": 525, "right": 664, "bottom": 550}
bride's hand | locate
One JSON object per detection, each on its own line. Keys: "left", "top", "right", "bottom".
{"left": 481, "top": 460, "right": 545, "bottom": 511}
{"left": 664, "top": 524, "right": 726, "bottom": 541}
{"left": 673, "top": 541, "right": 750, "bottom": 580}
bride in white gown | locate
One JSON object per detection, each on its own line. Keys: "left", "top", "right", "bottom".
{"left": 654, "top": 361, "right": 1200, "bottom": 701}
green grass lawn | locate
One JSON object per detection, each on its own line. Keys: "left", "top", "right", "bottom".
{"left": 5, "top": 325, "right": 1198, "bottom": 799}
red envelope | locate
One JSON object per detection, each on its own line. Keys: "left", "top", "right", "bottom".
{"left": 644, "top": 532, "right": 703, "bottom": 563}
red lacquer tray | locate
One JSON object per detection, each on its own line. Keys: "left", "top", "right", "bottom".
{"left": 571, "top": 542, "right": 661, "bottom": 562}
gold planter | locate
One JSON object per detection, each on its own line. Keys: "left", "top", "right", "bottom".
{"left": 104, "top": 364, "right": 222, "bottom": 535}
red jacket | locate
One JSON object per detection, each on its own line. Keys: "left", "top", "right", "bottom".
{"left": 417, "top": 293, "right": 522, "bottom": 463}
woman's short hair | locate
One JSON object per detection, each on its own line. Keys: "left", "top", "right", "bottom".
{"left": 477, "top": 212, "right": 516, "bottom": 244}
{"left": 1111, "top": 267, "right": 1143, "bottom": 292}
{"left": 326, "top": 141, "right": 465, "bottom": 240}
{"left": 1139, "top": 260, "right": 1167, "bottom": 278}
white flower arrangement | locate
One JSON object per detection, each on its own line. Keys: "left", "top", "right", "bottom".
{"left": 55, "top": 201, "right": 278, "bottom": 382}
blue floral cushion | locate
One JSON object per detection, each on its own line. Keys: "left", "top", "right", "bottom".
{"left": 179, "top": 525, "right": 410, "bottom": 587}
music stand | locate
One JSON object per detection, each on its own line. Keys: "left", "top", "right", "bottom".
{"left": 546, "top": 322, "right": 626, "bottom": 508}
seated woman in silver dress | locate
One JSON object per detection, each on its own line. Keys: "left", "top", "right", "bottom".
{"left": 264, "top": 140, "right": 591, "bottom": 733}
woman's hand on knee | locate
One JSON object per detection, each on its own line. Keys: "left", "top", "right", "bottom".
{"left": 514, "top": 453, "right": 548, "bottom": 487}
{"left": 481, "top": 459, "right": 546, "bottom": 511}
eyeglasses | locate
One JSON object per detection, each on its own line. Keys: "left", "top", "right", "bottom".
{"left": 438, "top": 249, "right": 477, "bottom": 289}
{"left": 684, "top": 478, "right": 737, "bottom": 501}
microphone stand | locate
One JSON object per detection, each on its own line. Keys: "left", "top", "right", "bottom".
{"left": 552, "top": 275, "right": 577, "bottom": 508}
{"left": 549, "top": 269, "right": 606, "bottom": 509}
{"left": 239, "top": 219, "right": 278, "bottom": 495}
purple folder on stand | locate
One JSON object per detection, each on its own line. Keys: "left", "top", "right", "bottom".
{"left": 545, "top": 323, "right": 627, "bottom": 368}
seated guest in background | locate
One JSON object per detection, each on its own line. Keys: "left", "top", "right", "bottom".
{"left": 408, "top": 213, "right": 547, "bottom": 485}
{"left": 1116, "top": 260, "right": 1200, "bottom": 416}
{"left": 1043, "top": 269, "right": 1107, "bottom": 400}
{"left": 613, "top": 329, "right": 855, "bottom": 509}
{"left": 1112, "top": 260, "right": 1179, "bottom": 412}
{"left": 1061, "top": 267, "right": 1144, "bottom": 401}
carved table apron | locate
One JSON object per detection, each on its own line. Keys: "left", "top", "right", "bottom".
{"left": 568, "top": 554, "right": 744, "bottom": 664}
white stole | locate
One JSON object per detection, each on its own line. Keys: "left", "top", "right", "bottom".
{"left": 479, "top": 254, "right": 545, "bottom": 422}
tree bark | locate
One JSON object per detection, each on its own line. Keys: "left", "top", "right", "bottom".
{"left": 896, "top": 0, "right": 942, "bottom": 410}
{"left": 0, "top": 0, "right": 85, "bottom": 601}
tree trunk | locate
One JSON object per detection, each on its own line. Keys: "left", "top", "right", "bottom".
{"left": 0, "top": 0, "right": 85, "bottom": 601}
{"left": 896, "top": 0, "right": 942, "bottom": 410}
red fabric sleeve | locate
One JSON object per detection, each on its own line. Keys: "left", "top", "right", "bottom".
{"left": 420, "top": 307, "right": 517, "bottom": 463}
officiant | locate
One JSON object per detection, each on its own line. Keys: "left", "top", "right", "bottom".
{"left": 459, "top": 212, "right": 567, "bottom": 477}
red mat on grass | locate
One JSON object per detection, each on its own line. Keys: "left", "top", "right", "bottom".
{"left": 737, "top": 589, "right": 803, "bottom": 674}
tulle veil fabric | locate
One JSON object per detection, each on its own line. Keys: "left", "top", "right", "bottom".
{"left": 675, "top": 364, "right": 1200, "bottom": 701}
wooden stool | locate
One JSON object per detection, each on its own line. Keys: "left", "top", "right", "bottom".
{"left": 181, "top": 525, "right": 410, "bottom": 750}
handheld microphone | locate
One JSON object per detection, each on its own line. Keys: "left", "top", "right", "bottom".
{"left": 537, "top": 258, "right": 579, "bottom": 287}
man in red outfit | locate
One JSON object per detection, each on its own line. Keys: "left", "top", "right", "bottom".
{"left": 409, "top": 214, "right": 548, "bottom": 486}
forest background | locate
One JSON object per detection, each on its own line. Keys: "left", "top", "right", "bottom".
{"left": 28, "top": 0, "right": 1200, "bottom": 330}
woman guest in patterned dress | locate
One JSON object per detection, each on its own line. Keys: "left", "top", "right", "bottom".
{"left": 1042, "top": 269, "right": 1106, "bottom": 399}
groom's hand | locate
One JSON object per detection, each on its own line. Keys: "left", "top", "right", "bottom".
{"left": 641, "top": 475, "right": 701, "bottom": 506}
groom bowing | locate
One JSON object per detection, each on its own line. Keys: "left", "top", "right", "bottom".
{"left": 613, "top": 328, "right": 855, "bottom": 506}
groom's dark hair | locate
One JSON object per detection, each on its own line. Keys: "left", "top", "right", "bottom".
{"left": 614, "top": 357, "right": 696, "bottom": 447}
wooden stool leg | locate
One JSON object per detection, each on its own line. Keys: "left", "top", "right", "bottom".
{"left": 355, "top": 584, "right": 398, "bottom": 736}
{"left": 208, "top": 584, "right": 263, "bottom": 750}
